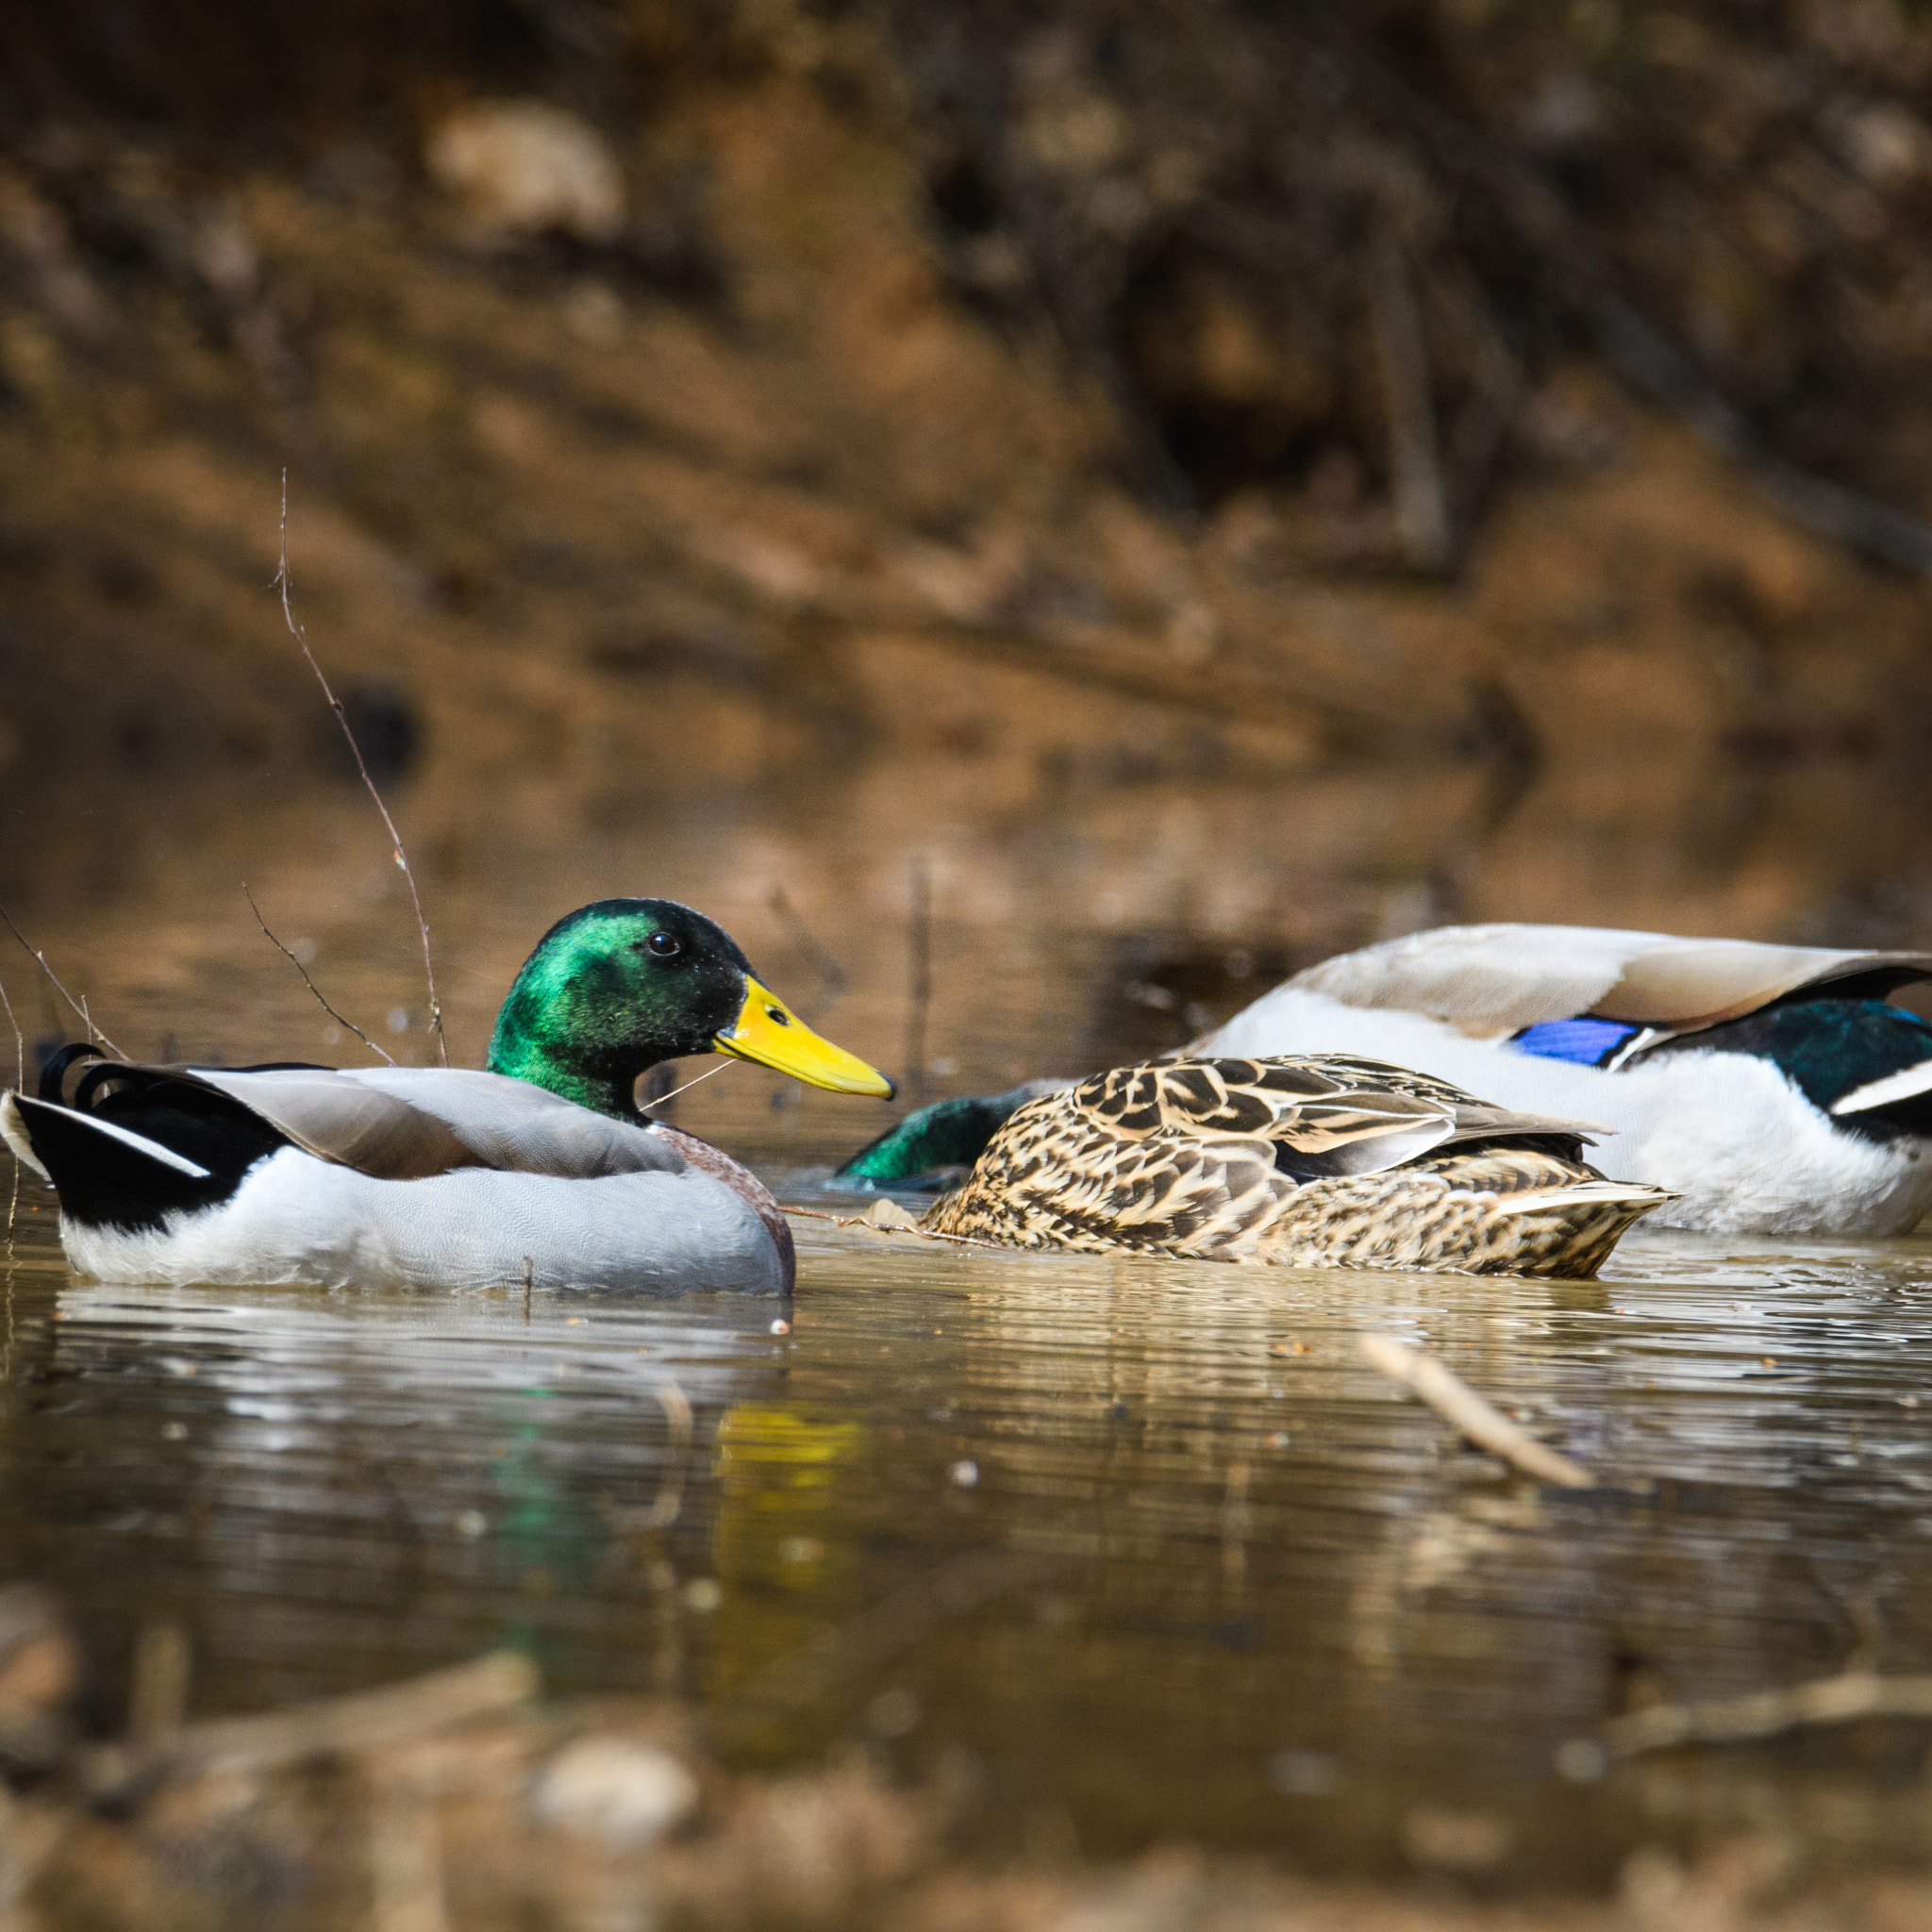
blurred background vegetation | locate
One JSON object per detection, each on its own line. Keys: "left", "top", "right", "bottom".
{"left": 4, "top": 0, "right": 1932, "bottom": 1097}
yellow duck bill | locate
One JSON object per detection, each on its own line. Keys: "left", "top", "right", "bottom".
{"left": 714, "top": 980, "right": 895, "bottom": 1097}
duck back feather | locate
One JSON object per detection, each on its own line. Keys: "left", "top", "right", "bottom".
{"left": 924, "top": 1055, "right": 1667, "bottom": 1277}
{"left": 1291, "top": 924, "right": 1932, "bottom": 1039}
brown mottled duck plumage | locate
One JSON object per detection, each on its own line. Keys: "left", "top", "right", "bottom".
{"left": 922, "top": 1055, "right": 1673, "bottom": 1277}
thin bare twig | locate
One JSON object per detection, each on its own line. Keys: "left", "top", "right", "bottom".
{"left": 243, "top": 885, "right": 395, "bottom": 1066}
{"left": 640, "top": 1059, "right": 733, "bottom": 1113}
{"left": 1597, "top": 1669, "right": 1932, "bottom": 1761}
{"left": 906, "top": 857, "right": 932, "bottom": 1103}
{"left": 82, "top": 1650, "right": 539, "bottom": 1799}
{"left": 782, "top": 1203, "right": 998, "bottom": 1251}
{"left": 767, "top": 888, "right": 847, "bottom": 1005}
{"left": 1358, "top": 1333, "right": 1595, "bottom": 1489}
{"left": 0, "top": 971, "right": 21, "bottom": 1250}
{"left": 0, "top": 974, "right": 20, "bottom": 1092}
{"left": 1589, "top": 294, "right": 1932, "bottom": 574}
{"left": 275, "top": 474, "right": 447, "bottom": 1065}
{"left": 0, "top": 905, "right": 123, "bottom": 1057}
{"left": 1301, "top": 18, "right": 1932, "bottom": 577}
{"left": 1366, "top": 226, "right": 1451, "bottom": 573}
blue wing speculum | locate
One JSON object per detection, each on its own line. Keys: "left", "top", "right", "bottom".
{"left": 1508, "top": 1018, "right": 1640, "bottom": 1068}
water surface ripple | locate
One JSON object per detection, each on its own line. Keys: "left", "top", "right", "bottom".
{"left": 4, "top": 1192, "right": 1932, "bottom": 1880}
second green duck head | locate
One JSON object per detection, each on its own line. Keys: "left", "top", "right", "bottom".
{"left": 486, "top": 897, "right": 892, "bottom": 1116}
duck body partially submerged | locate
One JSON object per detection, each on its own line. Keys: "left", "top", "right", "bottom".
{"left": 1208, "top": 925, "right": 1932, "bottom": 1237}
{"left": 8, "top": 1062, "right": 795, "bottom": 1293}
{"left": 848, "top": 924, "right": 1932, "bottom": 1240}
{"left": 924, "top": 1054, "right": 1670, "bottom": 1277}
{"left": 3, "top": 899, "right": 894, "bottom": 1295}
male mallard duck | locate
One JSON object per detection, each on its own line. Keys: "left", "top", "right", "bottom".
{"left": 922, "top": 1054, "right": 1670, "bottom": 1277}
{"left": 1, "top": 899, "right": 892, "bottom": 1295}
{"left": 847, "top": 925, "right": 1932, "bottom": 1239}
{"left": 1202, "top": 925, "right": 1932, "bottom": 1237}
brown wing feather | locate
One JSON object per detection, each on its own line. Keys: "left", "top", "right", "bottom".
{"left": 1291, "top": 924, "right": 1932, "bottom": 1038}
{"left": 924, "top": 1053, "right": 1665, "bottom": 1276}
{"left": 1592, "top": 941, "right": 1932, "bottom": 1028}
{"left": 1068, "top": 1056, "right": 1595, "bottom": 1172}
{"left": 933, "top": 1088, "right": 1288, "bottom": 1257}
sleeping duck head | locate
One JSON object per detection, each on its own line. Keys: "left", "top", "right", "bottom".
{"left": 486, "top": 897, "right": 892, "bottom": 1118}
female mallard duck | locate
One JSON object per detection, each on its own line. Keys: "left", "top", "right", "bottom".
{"left": 922, "top": 1054, "right": 1670, "bottom": 1277}
{"left": 847, "top": 925, "right": 1932, "bottom": 1239}
{"left": 1, "top": 899, "right": 892, "bottom": 1295}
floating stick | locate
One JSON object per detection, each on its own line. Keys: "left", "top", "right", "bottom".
{"left": 1597, "top": 1669, "right": 1932, "bottom": 1760}
{"left": 84, "top": 1650, "right": 538, "bottom": 1797}
{"left": 1358, "top": 1332, "right": 1594, "bottom": 1489}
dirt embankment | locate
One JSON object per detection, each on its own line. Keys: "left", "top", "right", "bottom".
{"left": 2, "top": 2, "right": 1932, "bottom": 938}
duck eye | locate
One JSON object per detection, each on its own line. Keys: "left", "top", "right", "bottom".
{"left": 644, "top": 932, "right": 681, "bottom": 959}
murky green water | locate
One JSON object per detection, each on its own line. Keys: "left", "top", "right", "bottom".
{"left": 6, "top": 1178, "right": 1932, "bottom": 1886}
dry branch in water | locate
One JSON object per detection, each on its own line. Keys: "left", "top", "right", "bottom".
{"left": 1597, "top": 1669, "right": 1932, "bottom": 1761}
{"left": 1, "top": 970, "right": 21, "bottom": 1244}
{"left": 243, "top": 884, "right": 395, "bottom": 1066}
{"left": 1357, "top": 1332, "right": 1595, "bottom": 1489}
{"left": 275, "top": 474, "right": 447, "bottom": 1065}
{"left": 767, "top": 887, "right": 847, "bottom": 1004}
{"left": 84, "top": 1649, "right": 538, "bottom": 1799}
{"left": 905, "top": 857, "right": 932, "bottom": 1103}
{"left": 0, "top": 973, "right": 21, "bottom": 1091}
{"left": 783, "top": 1203, "right": 996, "bottom": 1250}
{"left": 0, "top": 905, "right": 124, "bottom": 1058}
{"left": 1588, "top": 295, "right": 1932, "bottom": 575}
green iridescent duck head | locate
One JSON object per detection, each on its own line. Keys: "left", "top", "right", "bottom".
{"left": 487, "top": 898, "right": 892, "bottom": 1119}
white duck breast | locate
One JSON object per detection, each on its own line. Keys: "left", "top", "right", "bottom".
{"left": 1202, "top": 925, "right": 1932, "bottom": 1238}
{"left": 2, "top": 1064, "right": 792, "bottom": 1294}
{"left": 56, "top": 1145, "right": 786, "bottom": 1294}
